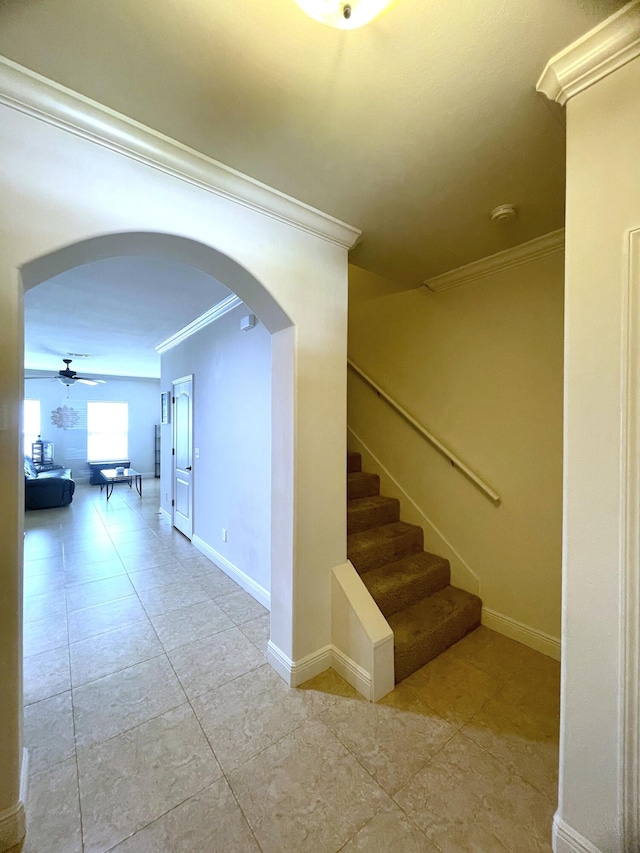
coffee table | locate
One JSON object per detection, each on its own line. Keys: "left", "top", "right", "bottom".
{"left": 100, "top": 468, "right": 142, "bottom": 501}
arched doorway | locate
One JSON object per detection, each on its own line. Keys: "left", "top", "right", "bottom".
{"left": 20, "top": 227, "right": 296, "bottom": 637}
{"left": 0, "top": 69, "right": 354, "bottom": 848}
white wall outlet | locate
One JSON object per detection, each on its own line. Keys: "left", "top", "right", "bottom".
{"left": 165, "top": 492, "right": 168, "bottom": 502}
{"left": 222, "top": 528, "right": 228, "bottom": 542}
{"left": 195, "top": 448, "right": 200, "bottom": 458}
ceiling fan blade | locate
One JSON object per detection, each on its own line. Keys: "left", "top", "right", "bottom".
{"left": 25, "top": 375, "right": 56, "bottom": 380}
{"left": 77, "top": 378, "right": 98, "bottom": 385}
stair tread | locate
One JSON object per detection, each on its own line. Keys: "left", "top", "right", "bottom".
{"left": 347, "top": 471, "right": 380, "bottom": 499}
{"left": 347, "top": 495, "right": 398, "bottom": 512}
{"left": 344, "top": 453, "right": 482, "bottom": 685}
{"left": 362, "top": 551, "right": 450, "bottom": 616}
{"left": 388, "top": 585, "right": 480, "bottom": 635}
{"left": 388, "top": 586, "right": 482, "bottom": 682}
{"left": 348, "top": 521, "right": 424, "bottom": 574}
{"left": 348, "top": 520, "right": 421, "bottom": 546}
{"left": 347, "top": 495, "right": 401, "bottom": 535}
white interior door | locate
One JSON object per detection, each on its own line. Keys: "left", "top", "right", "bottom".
{"left": 172, "top": 375, "right": 193, "bottom": 539}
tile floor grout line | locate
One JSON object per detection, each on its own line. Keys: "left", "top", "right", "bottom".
{"left": 457, "top": 725, "right": 558, "bottom": 801}
{"left": 221, "top": 768, "right": 266, "bottom": 853}
{"left": 70, "top": 648, "right": 168, "bottom": 691}
{"left": 74, "top": 696, "right": 191, "bottom": 756}
{"left": 135, "top": 576, "right": 268, "bottom": 851}
{"left": 66, "top": 538, "right": 87, "bottom": 853}
{"left": 385, "top": 724, "right": 462, "bottom": 808}
{"left": 313, "top": 710, "right": 439, "bottom": 802}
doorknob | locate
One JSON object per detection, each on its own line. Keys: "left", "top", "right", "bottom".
{"left": 186, "top": 466, "right": 192, "bottom": 471}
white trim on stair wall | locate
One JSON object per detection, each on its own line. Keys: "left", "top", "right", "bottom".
{"left": 192, "top": 535, "right": 270, "bottom": 610}
{"left": 348, "top": 426, "right": 562, "bottom": 661}
{"left": 348, "top": 426, "right": 479, "bottom": 595}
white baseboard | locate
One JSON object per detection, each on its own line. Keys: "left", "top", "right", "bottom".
{"left": 267, "top": 641, "right": 334, "bottom": 687}
{"left": 158, "top": 507, "right": 172, "bottom": 522}
{"left": 482, "top": 607, "right": 561, "bottom": 661}
{"left": 331, "top": 646, "right": 373, "bottom": 700}
{"left": 0, "top": 802, "right": 25, "bottom": 853}
{"left": 192, "top": 535, "right": 270, "bottom": 610}
{"left": 0, "top": 749, "right": 29, "bottom": 850}
{"left": 267, "top": 640, "right": 375, "bottom": 698}
{"left": 552, "top": 814, "right": 604, "bottom": 853}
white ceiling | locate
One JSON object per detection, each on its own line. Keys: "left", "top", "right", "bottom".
{"left": 24, "top": 257, "right": 232, "bottom": 379}
{"left": 1, "top": 0, "right": 626, "bottom": 374}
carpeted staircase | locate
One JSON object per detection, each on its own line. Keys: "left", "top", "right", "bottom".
{"left": 347, "top": 451, "right": 482, "bottom": 683}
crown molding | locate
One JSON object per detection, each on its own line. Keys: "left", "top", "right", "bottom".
{"left": 155, "top": 294, "right": 242, "bottom": 354}
{"left": 537, "top": 0, "right": 640, "bottom": 105}
{"left": 423, "top": 229, "right": 564, "bottom": 292}
{"left": 0, "top": 56, "right": 361, "bottom": 250}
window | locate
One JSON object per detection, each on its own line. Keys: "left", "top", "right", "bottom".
{"left": 87, "top": 402, "right": 128, "bottom": 461}
{"left": 23, "top": 399, "right": 41, "bottom": 457}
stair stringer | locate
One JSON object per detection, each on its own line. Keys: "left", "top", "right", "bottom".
{"left": 347, "top": 426, "right": 480, "bottom": 596}
{"left": 331, "top": 561, "right": 395, "bottom": 702}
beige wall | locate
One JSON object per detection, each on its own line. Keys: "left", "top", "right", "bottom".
{"left": 347, "top": 253, "right": 564, "bottom": 647}
{"left": 557, "top": 54, "right": 640, "bottom": 853}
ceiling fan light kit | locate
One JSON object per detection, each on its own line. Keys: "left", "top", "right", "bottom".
{"left": 26, "top": 358, "right": 106, "bottom": 387}
{"left": 294, "top": 0, "right": 394, "bottom": 29}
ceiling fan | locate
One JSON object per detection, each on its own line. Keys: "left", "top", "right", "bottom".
{"left": 26, "top": 358, "right": 107, "bottom": 387}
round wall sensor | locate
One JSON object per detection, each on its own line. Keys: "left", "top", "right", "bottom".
{"left": 490, "top": 204, "right": 517, "bottom": 223}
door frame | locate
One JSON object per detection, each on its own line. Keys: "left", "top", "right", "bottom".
{"left": 172, "top": 373, "right": 194, "bottom": 539}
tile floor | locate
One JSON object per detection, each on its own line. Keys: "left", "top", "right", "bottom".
{"left": 22, "top": 479, "right": 560, "bottom": 852}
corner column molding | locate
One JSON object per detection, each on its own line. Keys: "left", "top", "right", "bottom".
{"left": 536, "top": 0, "right": 640, "bottom": 105}
{"left": 0, "top": 56, "right": 361, "bottom": 251}
{"left": 620, "top": 227, "right": 640, "bottom": 850}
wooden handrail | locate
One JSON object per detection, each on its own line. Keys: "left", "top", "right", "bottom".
{"left": 347, "top": 359, "right": 501, "bottom": 504}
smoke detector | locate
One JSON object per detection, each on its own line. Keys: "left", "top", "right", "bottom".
{"left": 490, "top": 204, "right": 517, "bottom": 224}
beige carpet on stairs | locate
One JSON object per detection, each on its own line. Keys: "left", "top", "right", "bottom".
{"left": 346, "top": 451, "right": 481, "bottom": 683}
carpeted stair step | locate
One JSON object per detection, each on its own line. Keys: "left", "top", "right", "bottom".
{"left": 348, "top": 521, "right": 423, "bottom": 574}
{"left": 361, "top": 551, "right": 451, "bottom": 618}
{"left": 347, "top": 495, "right": 400, "bottom": 534}
{"left": 388, "top": 586, "right": 482, "bottom": 683}
{"left": 347, "top": 471, "right": 380, "bottom": 500}
{"left": 347, "top": 452, "right": 362, "bottom": 473}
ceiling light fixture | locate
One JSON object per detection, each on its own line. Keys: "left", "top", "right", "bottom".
{"left": 294, "top": 0, "right": 394, "bottom": 29}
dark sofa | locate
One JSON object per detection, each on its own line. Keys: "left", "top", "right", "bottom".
{"left": 24, "top": 456, "right": 75, "bottom": 510}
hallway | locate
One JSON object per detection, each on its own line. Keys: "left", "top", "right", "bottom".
{"left": 23, "top": 479, "right": 559, "bottom": 852}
